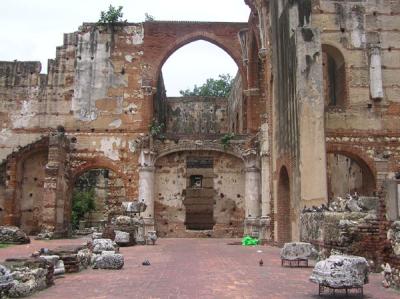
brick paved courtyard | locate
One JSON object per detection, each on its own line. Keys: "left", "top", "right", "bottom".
{"left": 0, "top": 238, "right": 399, "bottom": 299}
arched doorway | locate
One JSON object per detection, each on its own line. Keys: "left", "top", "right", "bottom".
{"left": 16, "top": 149, "right": 48, "bottom": 234}
{"left": 327, "top": 152, "right": 375, "bottom": 200}
{"left": 277, "top": 166, "right": 291, "bottom": 245}
{"left": 71, "top": 168, "right": 127, "bottom": 230}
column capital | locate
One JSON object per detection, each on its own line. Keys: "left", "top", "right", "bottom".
{"left": 138, "top": 149, "right": 156, "bottom": 168}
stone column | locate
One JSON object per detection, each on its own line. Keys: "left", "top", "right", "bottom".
{"left": 138, "top": 149, "right": 156, "bottom": 234}
{"left": 41, "top": 131, "right": 70, "bottom": 237}
{"left": 260, "top": 121, "right": 272, "bottom": 242}
{"left": 243, "top": 151, "right": 261, "bottom": 237}
{"left": 3, "top": 156, "right": 18, "bottom": 226}
{"left": 369, "top": 46, "right": 384, "bottom": 100}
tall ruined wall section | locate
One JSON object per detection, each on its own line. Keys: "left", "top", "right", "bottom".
{"left": 227, "top": 73, "right": 244, "bottom": 133}
{"left": 165, "top": 97, "right": 228, "bottom": 135}
{"left": 314, "top": 0, "right": 400, "bottom": 182}
{"left": 270, "top": 0, "right": 328, "bottom": 242}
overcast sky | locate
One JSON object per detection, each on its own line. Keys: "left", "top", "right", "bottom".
{"left": 0, "top": 0, "right": 250, "bottom": 96}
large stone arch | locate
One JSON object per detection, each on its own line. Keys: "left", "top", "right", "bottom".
{"left": 326, "top": 144, "right": 376, "bottom": 199}
{"left": 69, "top": 156, "right": 130, "bottom": 226}
{"left": 144, "top": 22, "right": 246, "bottom": 84}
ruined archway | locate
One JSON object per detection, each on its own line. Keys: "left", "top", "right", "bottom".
{"left": 277, "top": 166, "right": 291, "bottom": 245}
{"left": 154, "top": 149, "right": 245, "bottom": 237}
{"left": 16, "top": 148, "right": 48, "bottom": 234}
{"left": 326, "top": 151, "right": 376, "bottom": 200}
{"left": 70, "top": 167, "right": 127, "bottom": 230}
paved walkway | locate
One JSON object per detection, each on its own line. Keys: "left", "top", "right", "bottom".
{"left": 1, "top": 238, "right": 399, "bottom": 299}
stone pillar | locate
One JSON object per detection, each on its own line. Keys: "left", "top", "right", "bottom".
{"left": 3, "top": 156, "right": 18, "bottom": 226}
{"left": 369, "top": 46, "right": 384, "bottom": 100}
{"left": 295, "top": 28, "right": 328, "bottom": 240}
{"left": 243, "top": 151, "right": 261, "bottom": 237}
{"left": 138, "top": 149, "right": 156, "bottom": 234}
{"left": 41, "top": 131, "right": 70, "bottom": 237}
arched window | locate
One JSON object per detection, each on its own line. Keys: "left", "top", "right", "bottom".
{"left": 322, "top": 45, "right": 346, "bottom": 107}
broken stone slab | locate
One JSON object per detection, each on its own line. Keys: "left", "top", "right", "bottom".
{"left": 387, "top": 221, "right": 400, "bottom": 256}
{"left": 113, "top": 216, "right": 133, "bottom": 226}
{"left": 92, "top": 252, "right": 124, "bottom": 270}
{"left": 310, "top": 255, "right": 369, "bottom": 288}
{"left": 0, "top": 226, "right": 30, "bottom": 244}
{"left": 39, "top": 255, "right": 59, "bottom": 266}
{"left": 0, "top": 265, "right": 14, "bottom": 292}
{"left": 147, "top": 231, "right": 157, "bottom": 245}
{"left": 91, "top": 232, "right": 103, "bottom": 240}
{"left": 122, "top": 201, "right": 147, "bottom": 213}
{"left": 77, "top": 249, "right": 92, "bottom": 270}
{"left": 54, "top": 260, "right": 65, "bottom": 276}
{"left": 114, "top": 230, "right": 131, "bottom": 246}
{"left": 35, "top": 230, "right": 54, "bottom": 240}
{"left": 91, "top": 239, "right": 118, "bottom": 254}
{"left": 358, "top": 196, "right": 378, "bottom": 212}
{"left": 280, "top": 242, "right": 317, "bottom": 260}
{"left": 346, "top": 197, "right": 363, "bottom": 212}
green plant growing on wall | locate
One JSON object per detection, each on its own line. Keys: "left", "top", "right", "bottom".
{"left": 221, "top": 133, "right": 235, "bottom": 150}
{"left": 71, "top": 188, "right": 96, "bottom": 229}
{"left": 98, "top": 5, "right": 126, "bottom": 24}
{"left": 149, "top": 119, "right": 165, "bottom": 137}
{"left": 145, "top": 13, "right": 155, "bottom": 21}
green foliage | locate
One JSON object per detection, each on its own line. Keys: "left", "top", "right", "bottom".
{"left": 0, "top": 243, "right": 10, "bottom": 249}
{"left": 179, "top": 73, "right": 234, "bottom": 97}
{"left": 71, "top": 188, "right": 96, "bottom": 229}
{"left": 149, "top": 119, "right": 165, "bottom": 137}
{"left": 221, "top": 133, "right": 235, "bottom": 149}
{"left": 145, "top": 13, "right": 155, "bottom": 21}
{"left": 98, "top": 5, "right": 126, "bottom": 24}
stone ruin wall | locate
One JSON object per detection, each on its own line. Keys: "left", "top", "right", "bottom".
{"left": 165, "top": 97, "right": 228, "bottom": 135}
{"left": 155, "top": 151, "right": 245, "bottom": 238}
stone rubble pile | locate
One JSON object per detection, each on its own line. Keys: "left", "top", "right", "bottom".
{"left": 0, "top": 226, "right": 30, "bottom": 244}
{"left": 280, "top": 242, "right": 317, "bottom": 261}
{"left": 302, "top": 193, "right": 378, "bottom": 214}
{"left": 310, "top": 255, "right": 369, "bottom": 288}
{"left": 0, "top": 257, "right": 54, "bottom": 298}
{"left": 381, "top": 263, "right": 400, "bottom": 289}
{"left": 103, "top": 201, "right": 148, "bottom": 246}
{"left": 387, "top": 221, "right": 400, "bottom": 256}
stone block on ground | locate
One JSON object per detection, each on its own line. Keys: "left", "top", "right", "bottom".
{"left": 114, "top": 230, "right": 132, "bottom": 246}
{"left": 92, "top": 239, "right": 118, "bottom": 254}
{"left": 310, "top": 255, "right": 369, "bottom": 288}
{"left": 0, "top": 226, "right": 30, "bottom": 244}
{"left": 92, "top": 252, "right": 124, "bottom": 270}
{"left": 280, "top": 242, "right": 317, "bottom": 260}
{"left": 147, "top": 231, "right": 157, "bottom": 245}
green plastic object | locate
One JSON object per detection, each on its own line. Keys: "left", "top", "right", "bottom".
{"left": 241, "top": 236, "right": 259, "bottom": 246}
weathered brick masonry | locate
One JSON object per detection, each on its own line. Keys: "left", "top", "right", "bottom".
{"left": 0, "top": 1, "right": 398, "bottom": 269}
